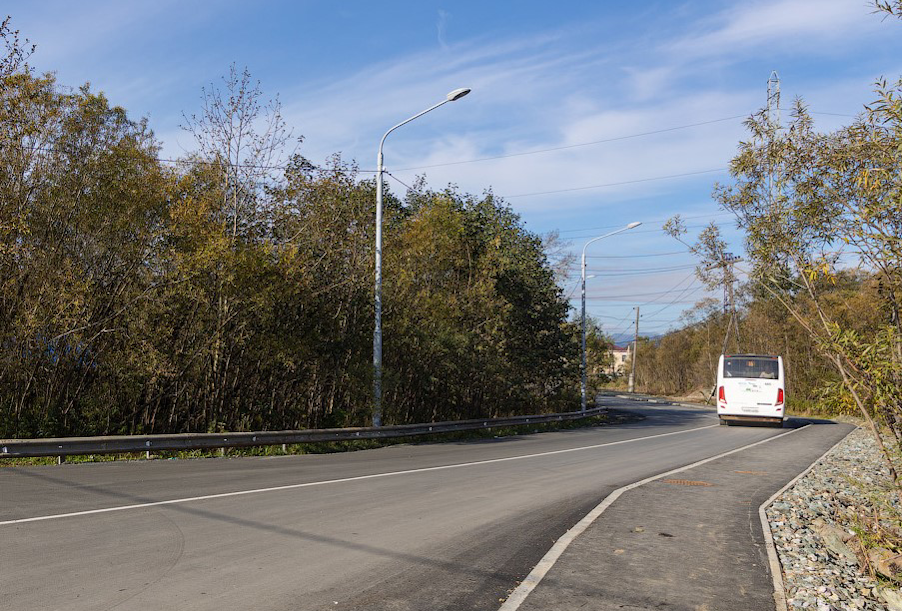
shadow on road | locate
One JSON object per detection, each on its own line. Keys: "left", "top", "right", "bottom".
{"left": 7, "top": 464, "right": 606, "bottom": 609}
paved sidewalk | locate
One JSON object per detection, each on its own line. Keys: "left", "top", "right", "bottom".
{"left": 514, "top": 419, "right": 854, "bottom": 611}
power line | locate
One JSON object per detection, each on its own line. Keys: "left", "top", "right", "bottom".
{"left": 384, "top": 171, "right": 417, "bottom": 192}
{"left": 604, "top": 282, "right": 707, "bottom": 339}
{"left": 592, "top": 313, "right": 677, "bottom": 323}
{"left": 391, "top": 115, "right": 747, "bottom": 172}
{"left": 565, "top": 263, "right": 698, "bottom": 277}
{"left": 565, "top": 276, "right": 582, "bottom": 300}
{"left": 642, "top": 281, "right": 705, "bottom": 319}
{"left": 638, "top": 271, "right": 698, "bottom": 307}
{"left": 584, "top": 250, "right": 690, "bottom": 259}
{"left": 19, "top": 103, "right": 848, "bottom": 179}
{"left": 502, "top": 168, "right": 728, "bottom": 199}
{"left": 601, "top": 310, "right": 636, "bottom": 337}
{"left": 595, "top": 272, "right": 704, "bottom": 338}
{"left": 585, "top": 288, "right": 703, "bottom": 300}
{"left": 571, "top": 262, "right": 697, "bottom": 272}
{"left": 556, "top": 212, "right": 734, "bottom": 235}
{"left": 564, "top": 220, "right": 732, "bottom": 240}
{"left": 810, "top": 111, "right": 857, "bottom": 118}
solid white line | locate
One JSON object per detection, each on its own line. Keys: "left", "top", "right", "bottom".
{"left": 0, "top": 423, "right": 718, "bottom": 527}
{"left": 498, "top": 424, "right": 812, "bottom": 611}
{"left": 757, "top": 427, "right": 856, "bottom": 611}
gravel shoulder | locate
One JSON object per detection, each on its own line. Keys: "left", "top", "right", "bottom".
{"left": 766, "top": 426, "right": 902, "bottom": 610}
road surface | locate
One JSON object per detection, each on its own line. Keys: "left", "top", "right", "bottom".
{"left": 0, "top": 399, "right": 851, "bottom": 610}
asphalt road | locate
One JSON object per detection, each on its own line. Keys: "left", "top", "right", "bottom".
{"left": 0, "top": 400, "right": 851, "bottom": 611}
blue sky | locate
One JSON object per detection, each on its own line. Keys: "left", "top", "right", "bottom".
{"left": 8, "top": 0, "right": 902, "bottom": 341}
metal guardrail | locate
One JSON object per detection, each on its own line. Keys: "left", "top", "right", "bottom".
{"left": 0, "top": 406, "right": 608, "bottom": 459}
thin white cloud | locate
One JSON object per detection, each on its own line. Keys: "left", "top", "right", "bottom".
{"left": 9, "top": 0, "right": 902, "bottom": 330}
{"left": 437, "top": 9, "right": 451, "bottom": 51}
{"left": 669, "top": 0, "right": 880, "bottom": 58}
{"left": 143, "top": 0, "right": 898, "bottom": 228}
{"left": 275, "top": 30, "right": 599, "bottom": 165}
{"left": 19, "top": 0, "right": 187, "bottom": 64}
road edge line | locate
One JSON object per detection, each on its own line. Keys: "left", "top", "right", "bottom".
{"left": 757, "top": 425, "right": 857, "bottom": 611}
{"left": 498, "top": 423, "right": 812, "bottom": 611}
{"left": 0, "top": 423, "right": 718, "bottom": 527}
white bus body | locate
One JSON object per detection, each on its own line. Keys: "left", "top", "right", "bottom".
{"left": 716, "top": 354, "right": 785, "bottom": 427}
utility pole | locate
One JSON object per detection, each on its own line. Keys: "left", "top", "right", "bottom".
{"left": 767, "top": 71, "right": 781, "bottom": 132}
{"left": 767, "top": 71, "right": 780, "bottom": 211}
{"left": 703, "top": 253, "right": 742, "bottom": 352}
{"left": 579, "top": 222, "right": 642, "bottom": 411}
{"left": 707, "top": 253, "right": 742, "bottom": 353}
{"left": 628, "top": 306, "right": 639, "bottom": 393}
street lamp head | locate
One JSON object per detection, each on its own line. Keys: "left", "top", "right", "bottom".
{"left": 626, "top": 221, "right": 642, "bottom": 230}
{"left": 446, "top": 87, "right": 471, "bottom": 102}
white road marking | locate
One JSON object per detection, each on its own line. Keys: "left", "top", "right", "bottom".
{"left": 758, "top": 427, "right": 855, "bottom": 611}
{"left": 1, "top": 423, "right": 719, "bottom": 526}
{"left": 498, "top": 424, "right": 812, "bottom": 611}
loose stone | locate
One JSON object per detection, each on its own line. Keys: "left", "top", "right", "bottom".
{"left": 765, "top": 427, "right": 894, "bottom": 611}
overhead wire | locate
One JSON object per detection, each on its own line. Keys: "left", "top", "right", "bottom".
{"left": 594, "top": 271, "right": 705, "bottom": 338}
{"left": 584, "top": 250, "right": 690, "bottom": 259}
{"left": 22, "top": 107, "right": 850, "bottom": 186}
{"left": 391, "top": 115, "right": 748, "bottom": 172}
{"left": 557, "top": 212, "right": 734, "bottom": 235}
{"left": 641, "top": 282, "right": 705, "bottom": 319}
{"left": 564, "top": 220, "right": 732, "bottom": 240}
{"left": 567, "top": 262, "right": 698, "bottom": 272}
{"left": 384, "top": 171, "right": 417, "bottom": 193}
{"left": 135, "top": 114, "right": 749, "bottom": 176}
{"left": 501, "top": 168, "right": 727, "bottom": 199}
{"left": 584, "top": 287, "right": 702, "bottom": 300}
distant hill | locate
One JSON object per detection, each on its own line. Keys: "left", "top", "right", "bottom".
{"left": 609, "top": 332, "right": 663, "bottom": 345}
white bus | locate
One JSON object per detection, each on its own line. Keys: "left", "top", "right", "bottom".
{"left": 716, "top": 354, "right": 786, "bottom": 427}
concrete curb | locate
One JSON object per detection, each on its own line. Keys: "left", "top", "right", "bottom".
{"left": 757, "top": 427, "right": 857, "bottom": 611}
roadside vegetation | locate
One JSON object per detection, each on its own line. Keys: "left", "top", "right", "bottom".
{"left": 0, "top": 18, "right": 582, "bottom": 439}
{"left": 617, "top": 1, "right": 902, "bottom": 586}
{"left": 0, "top": 411, "right": 638, "bottom": 467}
{"left": 632, "top": 2, "right": 902, "bottom": 431}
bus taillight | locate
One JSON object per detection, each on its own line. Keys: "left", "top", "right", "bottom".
{"left": 718, "top": 386, "right": 726, "bottom": 403}
{"left": 776, "top": 388, "right": 784, "bottom": 406}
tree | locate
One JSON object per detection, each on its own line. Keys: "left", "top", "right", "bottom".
{"left": 714, "top": 89, "right": 902, "bottom": 490}
{"left": 0, "top": 16, "right": 33, "bottom": 79}
{"left": 0, "top": 40, "right": 580, "bottom": 437}
{"left": 181, "top": 63, "right": 296, "bottom": 241}
{"left": 0, "top": 69, "right": 167, "bottom": 436}
{"left": 178, "top": 65, "right": 297, "bottom": 431}
{"left": 664, "top": 218, "right": 743, "bottom": 354}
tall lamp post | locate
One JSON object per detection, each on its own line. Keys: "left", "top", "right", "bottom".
{"left": 581, "top": 221, "right": 642, "bottom": 411}
{"left": 373, "top": 87, "right": 471, "bottom": 427}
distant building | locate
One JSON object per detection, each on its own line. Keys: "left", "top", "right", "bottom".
{"left": 609, "top": 345, "right": 631, "bottom": 376}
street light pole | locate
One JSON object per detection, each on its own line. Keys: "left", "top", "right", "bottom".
{"left": 373, "top": 87, "right": 471, "bottom": 427}
{"left": 581, "top": 221, "right": 642, "bottom": 411}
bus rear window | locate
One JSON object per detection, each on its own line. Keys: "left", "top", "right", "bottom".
{"left": 723, "top": 357, "right": 779, "bottom": 379}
